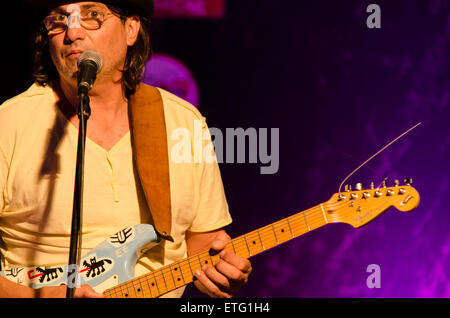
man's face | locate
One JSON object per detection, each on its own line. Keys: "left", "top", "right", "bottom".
{"left": 47, "top": 1, "right": 139, "bottom": 87}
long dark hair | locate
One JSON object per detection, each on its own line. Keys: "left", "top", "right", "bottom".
{"left": 32, "top": 5, "right": 152, "bottom": 99}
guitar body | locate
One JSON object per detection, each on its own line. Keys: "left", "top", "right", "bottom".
{"left": 0, "top": 224, "right": 161, "bottom": 293}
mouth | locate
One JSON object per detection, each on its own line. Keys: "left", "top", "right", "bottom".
{"left": 66, "top": 50, "right": 84, "bottom": 59}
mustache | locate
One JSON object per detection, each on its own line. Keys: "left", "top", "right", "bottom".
{"left": 62, "top": 45, "right": 90, "bottom": 57}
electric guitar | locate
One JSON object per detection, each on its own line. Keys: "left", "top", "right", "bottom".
{"left": 0, "top": 180, "right": 420, "bottom": 298}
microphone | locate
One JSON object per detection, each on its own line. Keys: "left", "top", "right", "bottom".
{"left": 77, "top": 50, "right": 104, "bottom": 96}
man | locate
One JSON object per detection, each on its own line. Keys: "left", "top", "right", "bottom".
{"left": 0, "top": 0, "right": 251, "bottom": 298}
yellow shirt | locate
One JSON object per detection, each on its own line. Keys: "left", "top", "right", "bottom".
{"left": 0, "top": 84, "right": 232, "bottom": 297}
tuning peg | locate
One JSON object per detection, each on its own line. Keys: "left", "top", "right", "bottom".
{"left": 355, "top": 183, "right": 364, "bottom": 191}
{"left": 374, "top": 190, "right": 383, "bottom": 197}
{"left": 394, "top": 179, "right": 400, "bottom": 186}
{"left": 345, "top": 185, "right": 352, "bottom": 192}
{"left": 370, "top": 182, "right": 375, "bottom": 189}
{"left": 404, "top": 177, "right": 413, "bottom": 185}
{"left": 382, "top": 180, "right": 387, "bottom": 188}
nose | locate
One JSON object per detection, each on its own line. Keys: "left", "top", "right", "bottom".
{"left": 64, "top": 18, "right": 87, "bottom": 43}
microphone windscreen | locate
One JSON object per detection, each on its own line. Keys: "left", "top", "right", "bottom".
{"left": 77, "top": 50, "right": 104, "bottom": 74}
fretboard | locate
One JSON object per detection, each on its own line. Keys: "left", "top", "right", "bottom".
{"left": 103, "top": 203, "right": 331, "bottom": 298}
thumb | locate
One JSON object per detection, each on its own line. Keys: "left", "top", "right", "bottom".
{"left": 75, "top": 285, "right": 104, "bottom": 298}
{"left": 210, "top": 231, "right": 231, "bottom": 251}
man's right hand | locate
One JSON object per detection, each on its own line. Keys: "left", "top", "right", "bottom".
{"left": 34, "top": 284, "right": 104, "bottom": 298}
{"left": 0, "top": 276, "right": 103, "bottom": 298}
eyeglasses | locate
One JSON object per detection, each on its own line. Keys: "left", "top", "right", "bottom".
{"left": 43, "top": 8, "right": 114, "bottom": 35}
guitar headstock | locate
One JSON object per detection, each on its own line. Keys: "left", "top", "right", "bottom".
{"left": 324, "top": 178, "right": 420, "bottom": 228}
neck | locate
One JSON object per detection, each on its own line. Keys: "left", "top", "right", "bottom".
{"left": 56, "top": 77, "right": 128, "bottom": 123}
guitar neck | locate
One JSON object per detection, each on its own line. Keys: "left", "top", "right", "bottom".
{"left": 103, "top": 203, "right": 330, "bottom": 298}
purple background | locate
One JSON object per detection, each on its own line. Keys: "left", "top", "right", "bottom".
{"left": 2, "top": 0, "right": 449, "bottom": 298}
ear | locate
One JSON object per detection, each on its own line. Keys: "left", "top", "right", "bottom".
{"left": 125, "top": 16, "right": 141, "bottom": 46}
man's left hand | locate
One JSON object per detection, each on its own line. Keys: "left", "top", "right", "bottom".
{"left": 190, "top": 231, "right": 252, "bottom": 298}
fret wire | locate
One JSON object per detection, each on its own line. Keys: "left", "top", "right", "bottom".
{"left": 230, "top": 239, "right": 237, "bottom": 254}
{"left": 187, "top": 257, "right": 195, "bottom": 278}
{"left": 124, "top": 281, "right": 132, "bottom": 298}
{"left": 125, "top": 282, "right": 131, "bottom": 298}
{"left": 233, "top": 238, "right": 249, "bottom": 258}
{"left": 243, "top": 236, "right": 252, "bottom": 256}
{"left": 136, "top": 278, "right": 146, "bottom": 297}
{"left": 197, "top": 254, "right": 203, "bottom": 269}
{"left": 119, "top": 284, "right": 126, "bottom": 298}
{"left": 177, "top": 261, "right": 187, "bottom": 285}
{"left": 303, "top": 211, "right": 311, "bottom": 231}
{"left": 144, "top": 274, "right": 155, "bottom": 298}
{"left": 152, "top": 270, "right": 161, "bottom": 296}
{"left": 167, "top": 265, "right": 177, "bottom": 288}
{"left": 271, "top": 224, "right": 279, "bottom": 245}
{"left": 116, "top": 285, "right": 123, "bottom": 298}
{"left": 320, "top": 204, "right": 328, "bottom": 224}
{"left": 208, "top": 253, "right": 215, "bottom": 267}
{"left": 124, "top": 282, "right": 132, "bottom": 298}
{"left": 162, "top": 268, "right": 170, "bottom": 291}
{"left": 256, "top": 230, "right": 265, "bottom": 250}
{"left": 286, "top": 216, "right": 295, "bottom": 238}
{"left": 201, "top": 251, "right": 212, "bottom": 267}
{"left": 249, "top": 230, "right": 263, "bottom": 249}
{"left": 129, "top": 280, "right": 138, "bottom": 297}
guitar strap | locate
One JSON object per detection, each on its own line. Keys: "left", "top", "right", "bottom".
{"left": 128, "top": 84, "right": 173, "bottom": 242}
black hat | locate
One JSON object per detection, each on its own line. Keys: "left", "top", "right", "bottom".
{"left": 27, "top": 0, "right": 155, "bottom": 20}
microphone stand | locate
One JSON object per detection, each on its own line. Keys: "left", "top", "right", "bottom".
{"left": 66, "top": 91, "right": 91, "bottom": 298}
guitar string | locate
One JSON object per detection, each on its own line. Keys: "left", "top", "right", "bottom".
{"left": 337, "top": 122, "right": 421, "bottom": 194}
{"left": 105, "top": 203, "right": 333, "bottom": 297}
{"left": 105, "top": 187, "right": 411, "bottom": 298}
{"left": 105, "top": 197, "right": 389, "bottom": 298}
{"left": 105, "top": 187, "right": 409, "bottom": 298}
{"left": 106, "top": 207, "right": 330, "bottom": 298}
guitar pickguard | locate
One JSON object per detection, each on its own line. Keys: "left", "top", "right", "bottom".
{"left": 0, "top": 224, "right": 161, "bottom": 292}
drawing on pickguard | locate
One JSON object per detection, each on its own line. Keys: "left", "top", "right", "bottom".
{"left": 5, "top": 267, "right": 23, "bottom": 278}
{"left": 36, "top": 267, "right": 64, "bottom": 283}
{"left": 82, "top": 257, "right": 113, "bottom": 278}
{"left": 108, "top": 227, "right": 135, "bottom": 247}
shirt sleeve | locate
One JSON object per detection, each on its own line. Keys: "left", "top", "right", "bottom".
{"left": 188, "top": 118, "right": 232, "bottom": 233}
